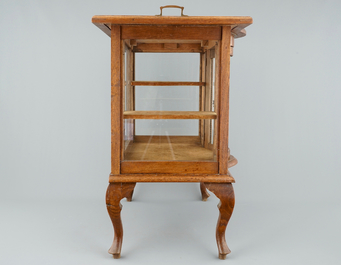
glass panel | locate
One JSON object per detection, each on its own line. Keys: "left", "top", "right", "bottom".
{"left": 135, "top": 53, "right": 199, "bottom": 81}
{"left": 211, "top": 57, "right": 216, "bottom": 144}
{"left": 123, "top": 44, "right": 134, "bottom": 148}
{"left": 135, "top": 86, "right": 199, "bottom": 136}
{"left": 122, "top": 44, "right": 219, "bottom": 162}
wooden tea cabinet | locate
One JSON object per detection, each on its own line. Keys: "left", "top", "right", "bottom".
{"left": 92, "top": 6, "right": 252, "bottom": 259}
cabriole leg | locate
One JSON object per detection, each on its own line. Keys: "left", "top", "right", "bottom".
{"left": 200, "top": 182, "right": 210, "bottom": 201}
{"left": 126, "top": 187, "right": 135, "bottom": 202}
{"left": 106, "top": 182, "right": 136, "bottom": 259}
{"left": 204, "top": 183, "right": 235, "bottom": 259}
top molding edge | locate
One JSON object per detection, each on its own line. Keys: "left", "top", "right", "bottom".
{"left": 92, "top": 15, "right": 252, "bottom": 26}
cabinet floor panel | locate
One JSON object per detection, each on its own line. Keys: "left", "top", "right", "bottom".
{"left": 124, "top": 136, "right": 214, "bottom": 161}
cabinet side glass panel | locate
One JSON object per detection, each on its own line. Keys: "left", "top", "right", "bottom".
{"left": 122, "top": 48, "right": 219, "bottom": 162}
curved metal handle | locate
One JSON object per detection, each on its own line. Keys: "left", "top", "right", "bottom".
{"left": 156, "top": 5, "right": 188, "bottom": 17}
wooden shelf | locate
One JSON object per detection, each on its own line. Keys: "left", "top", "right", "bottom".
{"left": 132, "top": 81, "right": 205, "bottom": 86}
{"left": 123, "top": 111, "right": 217, "bottom": 119}
{"left": 124, "top": 136, "right": 214, "bottom": 161}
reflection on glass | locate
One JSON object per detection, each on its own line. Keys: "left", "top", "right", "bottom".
{"left": 122, "top": 42, "right": 219, "bottom": 162}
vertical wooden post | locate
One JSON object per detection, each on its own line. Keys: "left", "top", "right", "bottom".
{"left": 213, "top": 42, "right": 221, "bottom": 161}
{"left": 121, "top": 41, "right": 126, "bottom": 160}
{"left": 129, "top": 49, "right": 134, "bottom": 111}
{"left": 129, "top": 48, "right": 135, "bottom": 142}
{"left": 199, "top": 52, "right": 206, "bottom": 146}
{"left": 219, "top": 26, "right": 231, "bottom": 175}
{"left": 111, "top": 25, "right": 121, "bottom": 175}
{"left": 204, "top": 49, "right": 212, "bottom": 149}
{"left": 132, "top": 51, "right": 136, "bottom": 139}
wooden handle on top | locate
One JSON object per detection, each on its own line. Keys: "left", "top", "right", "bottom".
{"left": 156, "top": 5, "right": 188, "bottom": 17}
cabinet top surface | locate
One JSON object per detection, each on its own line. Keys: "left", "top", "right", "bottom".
{"left": 92, "top": 15, "right": 252, "bottom": 26}
{"left": 92, "top": 15, "right": 252, "bottom": 38}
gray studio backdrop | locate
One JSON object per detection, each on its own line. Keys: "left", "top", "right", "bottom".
{"left": 1, "top": 0, "right": 341, "bottom": 203}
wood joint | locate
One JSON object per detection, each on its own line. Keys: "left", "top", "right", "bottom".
{"left": 201, "top": 40, "right": 209, "bottom": 47}
{"left": 130, "top": 39, "right": 137, "bottom": 46}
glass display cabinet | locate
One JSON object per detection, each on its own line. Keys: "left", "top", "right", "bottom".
{"left": 92, "top": 6, "right": 252, "bottom": 259}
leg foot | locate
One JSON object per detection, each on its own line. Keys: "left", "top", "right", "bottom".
{"left": 200, "top": 182, "right": 210, "bottom": 201}
{"left": 106, "top": 182, "right": 136, "bottom": 258}
{"left": 205, "top": 183, "right": 235, "bottom": 259}
{"left": 113, "top": 253, "right": 121, "bottom": 259}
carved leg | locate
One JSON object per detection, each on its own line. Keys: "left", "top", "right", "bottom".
{"left": 200, "top": 182, "right": 210, "bottom": 201}
{"left": 126, "top": 186, "right": 135, "bottom": 202}
{"left": 204, "top": 183, "right": 235, "bottom": 260}
{"left": 106, "top": 182, "right": 136, "bottom": 259}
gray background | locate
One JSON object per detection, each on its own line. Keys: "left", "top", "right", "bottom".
{"left": 134, "top": 53, "right": 200, "bottom": 136}
{"left": 1, "top": 0, "right": 340, "bottom": 264}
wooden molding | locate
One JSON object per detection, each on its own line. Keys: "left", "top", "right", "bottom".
{"left": 123, "top": 111, "right": 217, "bottom": 119}
{"left": 121, "top": 25, "right": 222, "bottom": 40}
{"left": 132, "top": 81, "right": 205, "bottom": 86}
{"left": 109, "top": 173, "right": 234, "bottom": 183}
{"left": 120, "top": 161, "right": 218, "bottom": 174}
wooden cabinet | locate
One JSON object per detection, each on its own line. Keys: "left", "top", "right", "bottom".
{"left": 92, "top": 6, "right": 252, "bottom": 259}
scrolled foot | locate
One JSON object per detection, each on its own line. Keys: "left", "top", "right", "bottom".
{"left": 113, "top": 253, "right": 121, "bottom": 259}
{"left": 205, "top": 182, "right": 235, "bottom": 259}
{"left": 106, "top": 182, "right": 136, "bottom": 258}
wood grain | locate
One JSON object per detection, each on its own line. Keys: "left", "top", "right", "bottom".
{"left": 111, "top": 25, "right": 121, "bottom": 174}
{"left": 124, "top": 136, "right": 213, "bottom": 161}
{"left": 132, "top": 81, "right": 205, "bottom": 86}
{"left": 109, "top": 173, "right": 234, "bottom": 183}
{"left": 134, "top": 39, "right": 202, "bottom": 44}
{"left": 92, "top": 11, "right": 253, "bottom": 260}
{"left": 205, "top": 183, "right": 235, "bottom": 259}
{"left": 204, "top": 49, "right": 213, "bottom": 149}
{"left": 121, "top": 25, "right": 221, "bottom": 40}
{"left": 133, "top": 42, "right": 203, "bottom": 53}
{"left": 106, "top": 182, "right": 136, "bottom": 258}
{"left": 218, "top": 26, "right": 231, "bottom": 175}
{"left": 120, "top": 40, "right": 126, "bottom": 161}
{"left": 230, "top": 35, "right": 234, "bottom": 57}
{"left": 92, "top": 15, "right": 253, "bottom": 26}
{"left": 213, "top": 42, "right": 221, "bottom": 161}
{"left": 121, "top": 161, "right": 218, "bottom": 174}
{"left": 199, "top": 53, "right": 206, "bottom": 146}
{"left": 92, "top": 23, "right": 111, "bottom": 36}
{"left": 123, "top": 111, "right": 217, "bottom": 119}
{"left": 228, "top": 155, "right": 238, "bottom": 168}
{"left": 231, "top": 25, "right": 248, "bottom": 38}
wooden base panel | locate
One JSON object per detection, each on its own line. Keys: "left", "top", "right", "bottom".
{"left": 109, "top": 173, "right": 235, "bottom": 183}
